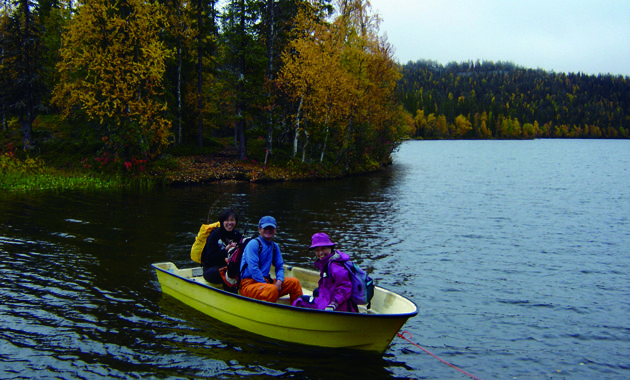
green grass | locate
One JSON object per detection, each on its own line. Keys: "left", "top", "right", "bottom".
{"left": 0, "top": 171, "right": 119, "bottom": 191}
{"left": 0, "top": 154, "right": 123, "bottom": 191}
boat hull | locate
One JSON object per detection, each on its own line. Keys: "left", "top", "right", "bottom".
{"left": 152, "top": 262, "right": 417, "bottom": 353}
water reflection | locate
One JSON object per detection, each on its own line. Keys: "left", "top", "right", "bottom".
{"left": 0, "top": 182, "right": 412, "bottom": 379}
{"left": 156, "top": 295, "right": 396, "bottom": 379}
{"left": 2, "top": 140, "right": 630, "bottom": 379}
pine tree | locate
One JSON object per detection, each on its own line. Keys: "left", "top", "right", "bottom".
{"left": 1, "top": 0, "right": 47, "bottom": 150}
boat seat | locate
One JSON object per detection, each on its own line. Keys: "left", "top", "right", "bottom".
{"left": 191, "top": 274, "right": 316, "bottom": 306}
{"left": 276, "top": 295, "right": 292, "bottom": 305}
{"left": 190, "top": 275, "right": 371, "bottom": 312}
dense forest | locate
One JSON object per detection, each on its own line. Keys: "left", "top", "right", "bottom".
{"left": 3, "top": 0, "right": 629, "bottom": 181}
{"left": 398, "top": 60, "right": 630, "bottom": 139}
{"left": 0, "top": 0, "right": 407, "bottom": 173}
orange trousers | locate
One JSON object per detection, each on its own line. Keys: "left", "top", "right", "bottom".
{"left": 239, "top": 277, "right": 303, "bottom": 303}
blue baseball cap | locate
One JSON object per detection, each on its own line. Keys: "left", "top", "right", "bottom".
{"left": 259, "top": 216, "right": 277, "bottom": 229}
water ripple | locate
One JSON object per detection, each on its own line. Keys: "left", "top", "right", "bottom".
{"left": 1, "top": 140, "right": 629, "bottom": 379}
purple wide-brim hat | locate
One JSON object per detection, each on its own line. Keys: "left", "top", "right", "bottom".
{"left": 309, "top": 232, "right": 336, "bottom": 249}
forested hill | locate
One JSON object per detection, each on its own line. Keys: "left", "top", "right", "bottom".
{"left": 398, "top": 60, "right": 630, "bottom": 139}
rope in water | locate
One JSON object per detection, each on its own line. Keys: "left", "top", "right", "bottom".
{"left": 396, "top": 331, "right": 483, "bottom": 380}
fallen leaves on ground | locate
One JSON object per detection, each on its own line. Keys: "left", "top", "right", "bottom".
{"left": 151, "top": 154, "right": 293, "bottom": 184}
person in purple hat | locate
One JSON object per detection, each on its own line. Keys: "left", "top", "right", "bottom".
{"left": 292, "top": 232, "right": 358, "bottom": 312}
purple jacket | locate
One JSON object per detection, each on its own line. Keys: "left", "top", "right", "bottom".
{"left": 293, "top": 250, "right": 358, "bottom": 312}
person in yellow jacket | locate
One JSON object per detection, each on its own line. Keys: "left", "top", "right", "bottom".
{"left": 238, "top": 216, "right": 302, "bottom": 303}
{"left": 200, "top": 208, "right": 242, "bottom": 285}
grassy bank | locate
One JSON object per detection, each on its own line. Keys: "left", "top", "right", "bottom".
{"left": 1, "top": 136, "right": 374, "bottom": 192}
{"left": 1, "top": 115, "right": 392, "bottom": 192}
{"left": 0, "top": 150, "right": 127, "bottom": 191}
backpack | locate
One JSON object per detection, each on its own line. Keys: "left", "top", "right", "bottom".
{"left": 190, "top": 221, "right": 221, "bottom": 263}
{"left": 224, "top": 236, "right": 266, "bottom": 288}
{"left": 328, "top": 254, "right": 375, "bottom": 308}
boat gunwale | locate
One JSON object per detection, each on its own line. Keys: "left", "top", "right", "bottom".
{"left": 151, "top": 262, "right": 419, "bottom": 319}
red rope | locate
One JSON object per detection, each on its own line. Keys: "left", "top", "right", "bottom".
{"left": 397, "top": 331, "right": 483, "bottom": 380}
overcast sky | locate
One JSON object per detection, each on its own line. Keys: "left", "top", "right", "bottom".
{"left": 368, "top": 0, "right": 630, "bottom": 76}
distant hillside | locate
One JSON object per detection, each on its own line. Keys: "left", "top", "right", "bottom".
{"left": 398, "top": 60, "right": 630, "bottom": 139}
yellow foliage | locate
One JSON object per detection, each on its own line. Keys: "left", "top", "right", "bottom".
{"left": 454, "top": 114, "right": 472, "bottom": 137}
{"left": 278, "top": 1, "right": 403, "bottom": 162}
{"left": 51, "top": 0, "right": 173, "bottom": 159}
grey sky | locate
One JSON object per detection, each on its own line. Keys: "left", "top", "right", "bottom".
{"left": 369, "top": 0, "right": 630, "bottom": 76}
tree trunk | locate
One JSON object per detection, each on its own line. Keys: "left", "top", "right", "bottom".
{"left": 196, "top": 0, "right": 203, "bottom": 148}
{"left": 235, "top": 0, "right": 248, "bottom": 160}
{"left": 293, "top": 95, "right": 303, "bottom": 156}
{"left": 264, "top": 0, "right": 275, "bottom": 155}
{"left": 344, "top": 112, "right": 354, "bottom": 172}
{"left": 20, "top": 0, "right": 34, "bottom": 150}
{"left": 176, "top": 2, "right": 182, "bottom": 144}
{"left": 20, "top": 110, "right": 33, "bottom": 151}
{"left": 301, "top": 125, "right": 308, "bottom": 163}
{"left": 320, "top": 106, "right": 331, "bottom": 163}
{"left": 1, "top": 0, "right": 6, "bottom": 131}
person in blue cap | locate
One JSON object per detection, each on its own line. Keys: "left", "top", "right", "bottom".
{"left": 292, "top": 232, "right": 358, "bottom": 312}
{"left": 239, "top": 216, "right": 303, "bottom": 303}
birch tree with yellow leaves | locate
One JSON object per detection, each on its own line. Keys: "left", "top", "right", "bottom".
{"left": 52, "top": 0, "right": 173, "bottom": 162}
{"left": 279, "top": 4, "right": 352, "bottom": 161}
{"left": 278, "top": 0, "right": 406, "bottom": 170}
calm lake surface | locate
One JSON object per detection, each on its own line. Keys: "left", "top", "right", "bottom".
{"left": 1, "top": 139, "right": 629, "bottom": 379}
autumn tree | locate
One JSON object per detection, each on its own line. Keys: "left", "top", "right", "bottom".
{"left": 259, "top": 0, "right": 316, "bottom": 156}
{"left": 278, "top": 0, "right": 404, "bottom": 169}
{"left": 479, "top": 111, "right": 491, "bottom": 138}
{"left": 279, "top": 3, "right": 352, "bottom": 161}
{"left": 356, "top": 15, "right": 406, "bottom": 163}
{"left": 440, "top": 115, "right": 451, "bottom": 138}
{"left": 412, "top": 109, "right": 425, "bottom": 137}
{"left": 333, "top": 0, "right": 405, "bottom": 168}
{"left": 426, "top": 113, "right": 436, "bottom": 136}
{"left": 52, "top": 0, "right": 173, "bottom": 161}
{"left": 454, "top": 114, "right": 472, "bottom": 137}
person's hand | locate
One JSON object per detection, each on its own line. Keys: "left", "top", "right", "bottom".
{"left": 226, "top": 242, "right": 237, "bottom": 255}
{"left": 275, "top": 279, "right": 282, "bottom": 292}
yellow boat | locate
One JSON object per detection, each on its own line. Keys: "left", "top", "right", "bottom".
{"left": 152, "top": 262, "right": 418, "bottom": 353}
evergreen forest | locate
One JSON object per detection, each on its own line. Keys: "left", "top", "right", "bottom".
{"left": 398, "top": 60, "right": 630, "bottom": 139}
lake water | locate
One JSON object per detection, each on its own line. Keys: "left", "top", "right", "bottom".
{"left": 1, "top": 139, "right": 629, "bottom": 379}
